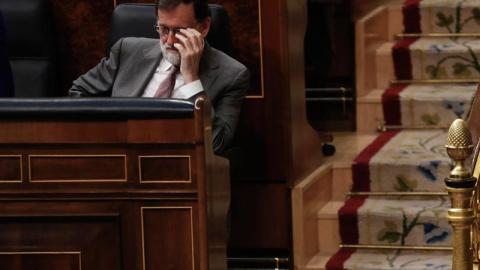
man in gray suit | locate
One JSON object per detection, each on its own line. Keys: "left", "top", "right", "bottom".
{"left": 69, "top": 0, "right": 250, "bottom": 155}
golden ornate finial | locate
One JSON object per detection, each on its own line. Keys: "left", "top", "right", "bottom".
{"left": 445, "top": 119, "right": 474, "bottom": 180}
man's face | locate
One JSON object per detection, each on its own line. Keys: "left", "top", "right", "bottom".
{"left": 157, "top": 3, "right": 200, "bottom": 66}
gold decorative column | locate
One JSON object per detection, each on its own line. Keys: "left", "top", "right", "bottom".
{"left": 445, "top": 119, "right": 477, "bottom": 270}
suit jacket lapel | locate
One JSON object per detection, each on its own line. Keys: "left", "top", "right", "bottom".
{"left": 199, "top": 42, "right": 221, "bottom": 94}
{"left": 129, "top": 42, "right": 162, "bottom": 97}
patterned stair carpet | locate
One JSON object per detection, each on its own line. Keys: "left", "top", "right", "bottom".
{"left": 403, "top": 0, "right": 480, "bottom": 34}
{"left": 382, "top": 83, "right": 475, "bottom": 127}
{"left": 324, "top": 0, "right": 480, "bottom": 269}
{"left": 393, "top": 37, "right": 480, "bottom": 81}
{"left": 325, "top": 130, "right": 453, "bottom": 269}
{"left": 339, "top": 196, "right": 451, "bottom": 247}
{"left": 351, "top": 130, "right": 450, "bottom": 193}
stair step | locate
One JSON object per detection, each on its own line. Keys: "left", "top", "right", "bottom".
{"left": 298, "top": 2, "right": 480, "bottom": 270}
{"left": 383, "top": 83, "right": 476, "bottom": 127}
{"left": 375, "top": 42, "right": 395, "bottom": 90}
{"left": 302, "top": 253, "right": 331, "bottom": 270}
{"left": 325, "top": 248, "right": 452, "bottom": 270}
{"left": 393, "top": 37, "right": 480, "bottom": 80}
{"left": 339, "top": 195, "right": 451, "bottom": 247}
{"left": 370, "top": 37, "right": 480, "bottom": 83}
{"left": 357, "top": 83, "right": 475, "bottom": 131}
{"left": 404, "top": 0, "right": 480, "bottom": 34}
{"left": 356, "top": 89, "right": 384, "bottom": 132}
{"left": 352, "top": 129, "right": 450, "bottom": 193}
{"left": 317, "top": 201, "right": 343, "bottom": 254}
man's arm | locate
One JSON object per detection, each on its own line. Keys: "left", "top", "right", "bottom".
{"left": 174, "top": 28, "right": 251, "bottom": 154}
{"left": 211, "top": 67, "right": 250, "bottom": 154}
{"left": 69, "top": 39, "right": 124, "bottom": 97}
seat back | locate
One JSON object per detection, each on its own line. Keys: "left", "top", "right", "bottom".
{"left": 106, "top": 3, "right": 232, "bottom": 57}
{"left": 0, "top": 0, "right": 57, "bottom": 97}
{"left": 0, "top": 10, "right": 13, "bottom": 97}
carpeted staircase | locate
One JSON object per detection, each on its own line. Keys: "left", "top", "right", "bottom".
{"left": 324, "top": 0, "right": 480, "bottom": 269}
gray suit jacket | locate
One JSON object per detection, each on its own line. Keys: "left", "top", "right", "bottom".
{"left": 69, "top": 37, "right": 250, "bottom": 154}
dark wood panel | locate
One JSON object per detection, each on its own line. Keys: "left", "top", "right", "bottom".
{"left": 210, "top": 0, "right": 262, "bottom": 97}
{"left": 140, "top": 155, "right": 191, "bottom": 182}
{"left": 0, "top": 253, "right": 80, "bottom": 270}
{"left": 0, "top": 214, "right": 121, "bottom": 270}
{"left": 229, "top": 182, "right": 289, "bottom": 249}
{"left": 29, "top": 155, "right": 126, "bottom": 182}
{"left": 127, "top": 119, "right": 196, "bottom": 142}
{"left": 51, "top": 0, "right": 115, "bottom": 96}
{"left": 142, "top": 207, "right": 196, "bottom": 270}
{"left": 0, "top": 156, "right": 21, "bottom": 182}
{"left": 0, "top": 121, "right": 126, "bottom": 143}
{"left": 0, "top": 145, "right": 200, "bottom": 191}
{"left": 0, "top": 96, "right": 229, "bottom": 270}
{"left": 0, "top": 118, "right": 196, "bottom": 143}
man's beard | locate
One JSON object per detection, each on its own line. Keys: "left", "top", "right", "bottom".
{"left": 160, "top": 40, "right": 181, "bottom": 66}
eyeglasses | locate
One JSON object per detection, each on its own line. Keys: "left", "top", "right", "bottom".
{"left": 154, "top": 23, "right": 187, "bottom": 36}
{"left": 154, "top": 23, "right": 200, "bottom": 36}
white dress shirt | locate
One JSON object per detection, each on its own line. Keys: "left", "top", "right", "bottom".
{"left": 143, "top": 57, "right": 203, "bottom": 99}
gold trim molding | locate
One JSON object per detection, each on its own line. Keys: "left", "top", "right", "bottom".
{"left": 396, "top": 33, "right": 480, "bottom": 38}
{"left": 340, "top": 244, "right": 452, "bottom": 251}
{"left": 392, "top": 79, "right": 479, "bottom": 84}
{"left": 349, "top": 191, "right": 448, "bottom": 196}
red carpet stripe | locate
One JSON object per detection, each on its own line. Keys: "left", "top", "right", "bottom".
{"left": 392, "top": 37, "right": 418, "bottom": 80}
{"left": 352, "top": 130, "right": 400, "bottom": 192}
{"left": 403, "top": 0, "right": 422, "bottom": 33}
{"left": 382, "top": 83, "right": 410, "bottom": 126}
{"left": 325, "top": 248, "right": 357, "bottom": 270}
{"left": 338, "top": 196, "right": 368, "bottom": 245}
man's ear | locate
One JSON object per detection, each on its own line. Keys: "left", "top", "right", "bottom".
{"left": 200, "top": 17, "right": 211, "bottom": 38}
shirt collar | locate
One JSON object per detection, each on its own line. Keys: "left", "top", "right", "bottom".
{"left": 159, "top": 57, "right": 174, "bottom": 72}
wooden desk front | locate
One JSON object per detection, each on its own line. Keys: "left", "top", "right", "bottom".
{"left": 0, "top": 97, "right": 229, "bottom": 270}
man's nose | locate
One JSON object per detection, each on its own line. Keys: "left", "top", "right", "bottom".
{"left": 166, "top": 31, "right": 177, "bottom": 45}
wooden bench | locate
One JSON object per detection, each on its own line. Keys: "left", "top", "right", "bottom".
{"left": 0, "top": 96, "right": 229, "bottom": 270}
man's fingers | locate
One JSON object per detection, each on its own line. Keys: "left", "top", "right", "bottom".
{"left": 174, "top": 34, "right": 191, "bottom": 49}
{"left": 178, "top": 28, "right": 203, "bottom": 50}
{"left": 173, "top": 42, "right": 185, "bottom": 53}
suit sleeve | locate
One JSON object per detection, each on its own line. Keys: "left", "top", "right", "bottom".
{"left": 211, "top": 67, "right": 250, "bottom": 154}
{"left": 68, "top": 39, "right": 124, "bottom": 97}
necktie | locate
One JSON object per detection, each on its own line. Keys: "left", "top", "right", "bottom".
{"left": 153, "top": 65, "right": 179, "bottom": 98}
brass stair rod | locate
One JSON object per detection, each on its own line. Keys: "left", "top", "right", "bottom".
{"left": 383, "top": 124, "right": 451, "bottom": 130}
{"left": 396, "top": 33, "right": 480, "bottom": 38}
{"left": 445, "top": 119, "right": 477, "bottom": 270}
{"left": 348, "top": 191, "right": 448, "bottom": 196}
{"left": 340, "top": 244, "right": 452, "bottom": 251}
{"left": 392, "top": 79, "right": 479, "bottom": 84}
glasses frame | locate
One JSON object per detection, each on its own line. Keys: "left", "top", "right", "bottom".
{"left": 154, "top": 23, "right": 187, "bottom": 36}
{"left": 154, "top": 22, "right": 201, "bottom": 36}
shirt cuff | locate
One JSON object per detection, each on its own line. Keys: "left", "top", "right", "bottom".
{"left": 176, "top": 80, "right": 203, "bottom": 99}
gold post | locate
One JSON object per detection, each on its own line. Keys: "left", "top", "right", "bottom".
{"left": 445, "top": 119, "right": 477, "bottom": 270}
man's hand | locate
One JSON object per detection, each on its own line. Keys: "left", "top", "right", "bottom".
{"left": 174, "top": 28, "right": 204, "bottom": 84}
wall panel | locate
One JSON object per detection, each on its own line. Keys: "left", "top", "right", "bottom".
{"left": 50, "top": 0, "right": 115, "bottom": 95}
